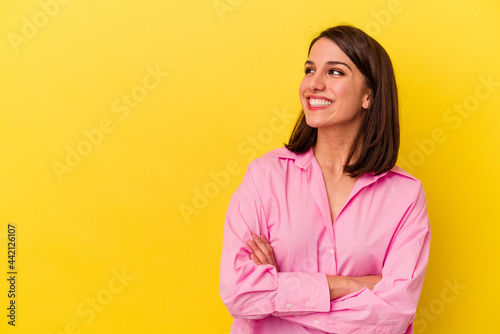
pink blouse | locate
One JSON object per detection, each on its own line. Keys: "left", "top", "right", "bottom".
{"left": 219, "top": 147, "right": 431, "bottom": 333}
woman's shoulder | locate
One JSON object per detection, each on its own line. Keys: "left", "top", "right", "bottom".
{"left": 261, "top": 146, "right": 303, "bottom": 160}
{"left": 360, "top": 165, "right": 425, "bottom": 199}
{"left": 233, "top": 148, "right": 303, "bottom": 200}
{"left": 389, "top": 165, "right": 418, "bottom": 181}
{"left": 242, "top": 147, "right": 312, "bottom": 185}
{"left": 249, "top": 147, "right": 314, "bottom": 170}
{"left": 379, "top": 165, "right": 426, "bottom": 199}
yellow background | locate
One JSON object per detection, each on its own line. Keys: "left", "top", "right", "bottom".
{"left": 1, "top": 0, "right": 499, "bottom": 333}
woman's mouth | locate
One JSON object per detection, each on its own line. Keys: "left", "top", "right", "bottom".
{"left": 308, "top": 97, "right": 333, "bottom": 108}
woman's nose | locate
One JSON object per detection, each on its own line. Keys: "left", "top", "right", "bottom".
{"left": 309, "top": 73, "right": 326, "bottom": 91}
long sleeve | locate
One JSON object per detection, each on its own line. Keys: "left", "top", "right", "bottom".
{"left": 219, "top": 163, "right": 331, "bottom": 319}
{"left": 220, "top": 148, "right": 431, "bottom": 333}
{"left": 279, "top": 182, "right": 431, "bottom": 334}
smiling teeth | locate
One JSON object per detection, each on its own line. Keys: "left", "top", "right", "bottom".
{"left": 309, "top": 98, "right": 332, "bottom": 107}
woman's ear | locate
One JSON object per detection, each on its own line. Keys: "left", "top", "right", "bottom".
{"left": 362, "top": 89, "right": 372, "bottom": 109}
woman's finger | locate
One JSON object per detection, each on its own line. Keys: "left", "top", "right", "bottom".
{"left": 252, "top": 234, "right": 278, "bottom": 269}
{"left": 259, "top": 234, "right": 274, "bottom": 253}
{"left": 248, "top": 240, "right": 270, "bottom": 265}
{"left": 250, "top": 253, "right": 261, "bottom": 265}
{"left": 252, "top": 233, "right": 274, "bottom": 258}
{"left": 248, "top": 233, "right": 279, "bottom": 271}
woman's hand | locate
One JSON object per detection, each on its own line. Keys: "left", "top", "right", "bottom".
{"left": 248, "top": 233, "right": 279, "bottom": 272}
{"left": 247, "top": 232, "right": 381, "bottom": 300}
{"left": 327, "top": 274, "right": 382, "bottom": 300}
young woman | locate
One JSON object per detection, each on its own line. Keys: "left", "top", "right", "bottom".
{"left": 220, "top": 25, "right": 430, "bottom": 334}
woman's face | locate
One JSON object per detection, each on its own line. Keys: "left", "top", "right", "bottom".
{"left": 299, "top": 38, "right": 372, "bottom": 134}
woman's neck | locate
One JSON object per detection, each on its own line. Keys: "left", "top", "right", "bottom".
{"left": 313, "top": 128, "right": 362, "bottom": 177}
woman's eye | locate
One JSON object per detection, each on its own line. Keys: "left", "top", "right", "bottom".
{"left": 304, "top": 68, "right": 315, "bottom": 74}
{"left": 329, "top": 69, "right": 344, "bottom": 76}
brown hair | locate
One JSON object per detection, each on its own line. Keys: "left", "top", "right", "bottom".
{"left": 285, "top": 25, "right": 399, "bottom": 177}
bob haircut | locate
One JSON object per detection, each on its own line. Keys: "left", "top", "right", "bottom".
{"left": 285, "top": 25, "right": 399, "bottom": 177}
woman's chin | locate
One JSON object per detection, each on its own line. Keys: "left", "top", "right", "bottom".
{"left": 305, "top": 118, "right": 327, "bottom": 129}
{"left": 305, "top": 121, "right": 319, "bottom": 129}
{"left": 304, "top": 116, "right": 320, "bottom": 128}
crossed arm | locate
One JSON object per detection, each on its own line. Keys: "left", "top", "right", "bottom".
{"left": 248, "top": 233, "right": 382, "bottom": 301}
{"left": 220, "top": 169, "right": 431, "bottom": 333}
